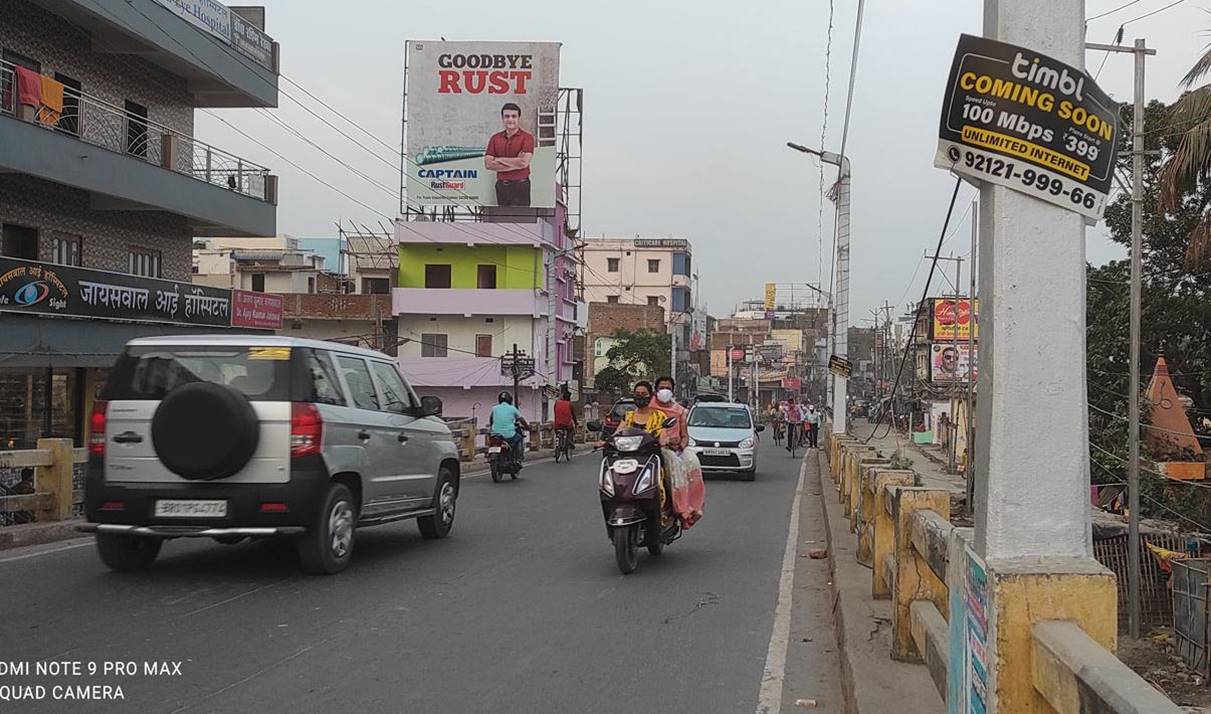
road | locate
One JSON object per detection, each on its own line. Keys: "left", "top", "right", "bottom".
{"left": 0, "top": 441, "right": 840, "bottom": 713}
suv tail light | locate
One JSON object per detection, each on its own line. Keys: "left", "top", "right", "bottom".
{"left": 88, "top": 401, "right": 108, "bottom": 458}
{"left": 291, "top": 402, "right": 323, "bottom": 457}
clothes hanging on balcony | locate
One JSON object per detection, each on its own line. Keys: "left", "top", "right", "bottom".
{"left": 38, "top": 75, "right": 63, "bottom": 125}
{"left": 14, "top": 66, "right": 41, "bottom": 108}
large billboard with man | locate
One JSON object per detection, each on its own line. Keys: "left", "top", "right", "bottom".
{"left": 405, "top": 41, "right": 561, "bottom": 209}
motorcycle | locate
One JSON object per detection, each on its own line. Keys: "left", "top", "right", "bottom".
{"left": 486, "top": 432, "right": 522, "bottom": 483}
{"left": 588, "top": 416, "right": 682, "bottom": 575}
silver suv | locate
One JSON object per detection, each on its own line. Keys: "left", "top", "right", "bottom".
{"left": 82, "top": 335, "right": 461, "bottom": 575}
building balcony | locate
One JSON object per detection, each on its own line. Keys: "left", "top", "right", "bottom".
{"left": 1, "top": 61, "right": 275, "bottom": 236}
{"left": 26, "top": 0, "right": 279, "bottom": 108}
{"left": 392, "top": 288, "right": 546, "bottom": 317}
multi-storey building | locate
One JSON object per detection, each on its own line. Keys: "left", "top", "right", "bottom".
{"left": 581, "top": 237, "right": 696, "bottom": 388}
{"left": 193, "top": 236, "right": 332, "bottom": 293}
{"left": 392, "top": 213, "right": 579, "bottom": 423}
{"left": 0, "top": 0, "right": 279, "bottom": 448}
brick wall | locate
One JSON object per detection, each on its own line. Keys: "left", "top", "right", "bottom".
{"left": 586, "top": 302, "right": 665, "bottom": 337}
{"left": 1, "top": 0, "right": 194, "bottom": 135}
{"left": 0, "top": 175, "right": 191, "bottom": 279}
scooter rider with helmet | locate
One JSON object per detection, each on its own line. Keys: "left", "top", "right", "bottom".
{"left": 490, "top": 390, "right": 529, "bottom": 469}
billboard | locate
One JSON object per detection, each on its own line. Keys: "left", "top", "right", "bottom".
{"left": 935, "top": 35, "right": 1117, "bottom": 220}
{"left": 405, "top": 41, "right": 561, "bottom": 209}
{"left": 929, "top": 343, "right": 978, "bottom": 383}
{"left": 932, "top": 298, "right": 979, "bottom": 341}
{"left": 764, "top": 283, "right": 776, "bottom": 311}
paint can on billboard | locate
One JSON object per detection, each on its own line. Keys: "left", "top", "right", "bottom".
{"left": 405, "top": 41, "right": 561, "bottom": 209}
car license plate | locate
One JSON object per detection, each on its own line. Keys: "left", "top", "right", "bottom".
{"left": 703, "top": 448, "right": 731, "bottom": 457}
{"left": 488, "top": 446, "right": 502, "bottom": 453}
{"left": 154, "top": 499, "right": 227, "bottom": 518}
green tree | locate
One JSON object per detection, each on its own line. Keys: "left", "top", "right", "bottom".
{"left": 592, "top": 329, "right": 672, "bottom": 401}
{"left": 1088, "top": 99, "right": 1211, "bottom": 525}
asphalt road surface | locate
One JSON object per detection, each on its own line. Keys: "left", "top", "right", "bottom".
{"left": 0, "top": 440, "right": 841, "bottom": 713}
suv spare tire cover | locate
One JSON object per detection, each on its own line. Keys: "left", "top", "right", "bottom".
{"left": 152, "top": 382, "right": 261, "bottom": 481}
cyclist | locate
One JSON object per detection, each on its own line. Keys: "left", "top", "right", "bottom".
{"left": 553, "top": 390, "right": 576, "bottom": 456}
{"left": 783, "top": 397, "right": 804, "bottom": 452}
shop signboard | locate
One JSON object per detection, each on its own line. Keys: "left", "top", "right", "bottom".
{"left": 405, "top": 40, "right": 561, "bottom": 208}
{"left": 932, "top": 298, "right": 979, "bottom": 341}
{"left": 152, "top": 0, "right": 231, "bottom": 44}
{"left": 0, "top": 257, "right": 232, "bottom": 328}
{"left": 828, "top": 354, "right": 852, "bottom": 377}
{"left": 231, "top": 290, "right": 284, "bottom": 329}
{"left": 930, "top": 343, "right": 978, "bottom": 383}
{"left": 936, "top": 34, "right": 1118, "bottom": 220}
{"left": 230, "top": 12, "right": 274, "bottom": 70}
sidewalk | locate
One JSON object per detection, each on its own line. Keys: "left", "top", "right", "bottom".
{"left": 812, "top": 447, "right": 945, "bottom": 714}
{"left": 854, "top": 421, "right": 965, "bottom": 494}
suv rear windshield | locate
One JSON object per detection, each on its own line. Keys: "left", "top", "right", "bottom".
{"left": 689, "top": 406, "right": 752, "bottom": 429}
{"left": 103, "top": 345, "right": 295, "bottom": 401}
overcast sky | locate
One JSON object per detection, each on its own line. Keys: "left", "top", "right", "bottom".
{"left": 198, "top": 0, "right": 1209, "bottom": 325}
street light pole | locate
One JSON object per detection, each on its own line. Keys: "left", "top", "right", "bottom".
{"left": 787, "top": 141, "right": 852, "bottom": 434}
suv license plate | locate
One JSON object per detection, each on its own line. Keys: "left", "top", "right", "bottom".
{"left": 154, "top": 499, "right": 227, "bottom": 518}
{"left": 703, "top": 448, "right": 731, "bottom": 456}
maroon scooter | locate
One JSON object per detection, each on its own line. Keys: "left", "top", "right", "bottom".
{"left": 590, "top": 417, "right": 681, "bottom": 574}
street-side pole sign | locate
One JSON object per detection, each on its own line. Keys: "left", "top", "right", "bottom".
{"left": 828, "top": 354, "right": 852, "bottom": 378}
{"left": 935, "top": 34, "right": 1118, "bottom": 220}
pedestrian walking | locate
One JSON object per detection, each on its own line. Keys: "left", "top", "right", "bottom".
{"left": 805, "top": 404, "right": 821, "bottom": 448}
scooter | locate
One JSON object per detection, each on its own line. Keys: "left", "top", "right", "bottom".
{"left": 589, "top": 417, "right": 682, "bottom": 574}
{"left": 486, "top": 433, "right": 521, "bottom": 483}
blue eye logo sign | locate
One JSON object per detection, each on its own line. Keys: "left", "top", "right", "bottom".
{"left": 14, "top": 281, "right": 50, "bottom": 306}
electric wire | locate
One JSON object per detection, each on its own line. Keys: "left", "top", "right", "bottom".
{"left": 862, "top": 176, "right": 964, "bottom": 443}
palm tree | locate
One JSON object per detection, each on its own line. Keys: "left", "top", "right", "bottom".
{"left": 1160, "top": 47, "right": 1211, "bottom": 267}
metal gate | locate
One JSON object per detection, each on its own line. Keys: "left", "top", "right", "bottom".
{"left": 1172, "top": 558, "right": 1211, "bottom": 680}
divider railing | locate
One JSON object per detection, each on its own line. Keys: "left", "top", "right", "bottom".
{"left": 826, "top": 431, "right": 1183, "bottom": 713}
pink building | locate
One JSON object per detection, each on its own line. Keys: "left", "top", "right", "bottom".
{"left": 393, "top": 203, "right": 582, "bottom": 423}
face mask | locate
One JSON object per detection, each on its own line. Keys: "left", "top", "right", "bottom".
{"left": 634, "top": 395, "right": 652, "bottom": 407}
{"left": 656, "top": 389, "right": 674, "bottom": 404}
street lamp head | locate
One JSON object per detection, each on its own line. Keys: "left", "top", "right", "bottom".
{"left": 786, "top": 141, "right": 815, "bottom": 155}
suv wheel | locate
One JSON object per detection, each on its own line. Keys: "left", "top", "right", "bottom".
{"left": 418, "top": 467, "right": 457, "bottom": 539}
{"left": 296, "top": 483, "right": 356, "bottom": 575}
{"left": 95, "top": 533, "right": 162, "bottom": 571}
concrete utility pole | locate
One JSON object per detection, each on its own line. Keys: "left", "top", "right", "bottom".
{"left": 727, "top": 345, "right": 734, "bottom": 402}
{"left": 1083, "top": 36, "right": 1154, "bottom": 640}
{"left": 966, "top": 199, "right": 978, "bottom": 514}
{"left": 786, "top": 142, "right": 851, "bottom": 434}
{"left": 977, "top": 0, "right": 1092, "bottom": 560}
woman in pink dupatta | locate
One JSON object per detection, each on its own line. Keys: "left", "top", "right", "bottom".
{"left": 652, "top": 376, "right": 705, "bottom": 527}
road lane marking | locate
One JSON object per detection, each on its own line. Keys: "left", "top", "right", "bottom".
{"left": 755, "top": 455, "right": 807, "bottom": 714}
{"left": 0, "top": 540, "right": 92, "bottom": 564}
{"left": 174, "top": 579, "right": 285, "bottom": 620}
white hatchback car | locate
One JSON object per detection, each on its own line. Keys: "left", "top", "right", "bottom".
{"left": 684, "top": 403, "right": 763, "bottom": 480}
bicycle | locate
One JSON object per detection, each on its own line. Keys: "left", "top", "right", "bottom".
{"left": 785, "top": 422, "right": 800, "bottom": 459}
{"left": 554, "top": 426, "right": 574, "bottom": 463}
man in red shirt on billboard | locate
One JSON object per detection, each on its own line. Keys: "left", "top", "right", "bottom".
{"left": 484, "top": 102, "right": 534, "bottom": 207}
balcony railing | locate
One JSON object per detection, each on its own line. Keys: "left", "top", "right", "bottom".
{"left": 0, "top": 60, "right": 271, "bottom": 202}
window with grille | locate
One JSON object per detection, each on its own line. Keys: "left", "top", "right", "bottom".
{"left": 128, "top": 248, "right": 160, "bottom": 277}
{"left": 421, "top": 333, "right": 448, "bottom": 358}
{"left": 647, "top": 259, "right": 660, "bottom": 273}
